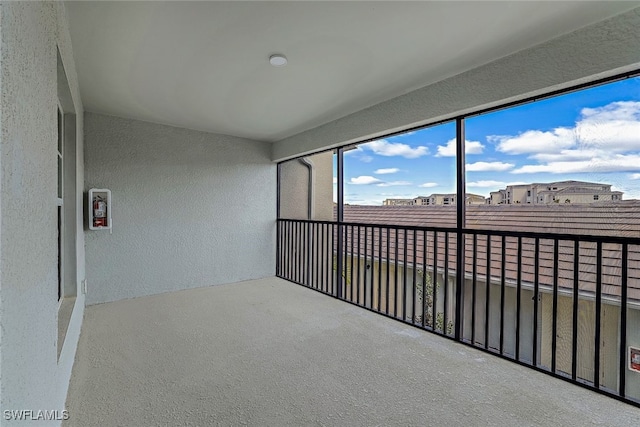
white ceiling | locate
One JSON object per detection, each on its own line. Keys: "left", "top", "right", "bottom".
{"left": 67, "top": 1, "right": 639, "bottom": 142}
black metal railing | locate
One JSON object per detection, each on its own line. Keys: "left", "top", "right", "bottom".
{"left": 277, "top": 218, "right": 640, "bottom": 407}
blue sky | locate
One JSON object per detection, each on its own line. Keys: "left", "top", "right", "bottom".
{"left": 339, "top": 76, "right": 640, "bottom": 205}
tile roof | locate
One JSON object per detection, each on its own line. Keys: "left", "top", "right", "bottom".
{"left": 312, "top": 203, "right": 640, "bottom": 301}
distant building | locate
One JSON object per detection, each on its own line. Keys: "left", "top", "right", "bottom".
{"left": 413, "top": 193, "right": 485, "bottom": 206}
{"left": 486, "top": 180, "right": 623, "bottom": 205}
{"left": 383, "top": 198, "right": 414, "bottom": 206}
{"left": 383, "top": 193, "right": 485, "bottom": 206}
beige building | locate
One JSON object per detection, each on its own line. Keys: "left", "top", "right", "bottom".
{"left": 413, "top": 193, "right": 486, "bottom": 206}
{"left": 383, "top": 193, "right": 485, "bottom": 206}
{"left": 383, "top": 198, "right": 414, "bottom": 206}
{"left": 487, "top": 180, "right": 623, "bottom": 204}
{"left": 280, "top": 151, "right": 335, "bottom": 220}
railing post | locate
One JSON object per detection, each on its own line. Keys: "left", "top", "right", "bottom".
{"left": 455, "top": 117, "right": 466, "bottom": 341}
{"left": 336, "top": 147, "right": 345, "bottom": 299}
{"left": 276, "top": 163, "right": 282, "bottom": 276}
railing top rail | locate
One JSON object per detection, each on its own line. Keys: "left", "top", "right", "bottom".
{"left": 277, "top": 217, "right": 640, "bottom": 245}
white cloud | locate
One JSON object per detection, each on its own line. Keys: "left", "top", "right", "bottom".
{"left": 349, "top": 176, "right": 382, "bottom": 185}
{"left": 491, "top": 128, "right": 576, "bottom": 155}
{"left": 575, "top": 101, "right": 640, "bottom": 152}
{"left": 375, "top": 168, "right": 400, "bottom": 174}
{"left": 512, "top": 154, "right": 640, "bottom": 174}
{"left": 332, "top": 177, "right": 337, "bottom": 184}
{"left": 493, "top": 101, "right": 640, "bottom": 154}
{"left": 630, "top": 173, "right": 640, "bottom": 180}
{"left": 532, "top": 149, "right": 604, "bottom": 163}
{"left": 376, "top": 181, "right": 412, "bottom": 187}
{"left": 491, "top": 101, "right": 640, "bottom": 174}
{"left": 466, "top": 161, "right": 514, "bottom": 172}
{"left": 467, "top": 180, "right": 527, "bottom": 188}
{"left": 361, "top": 139, "right": 429, "bottom": 158}
{"left": 419, "top": 182, "right": 439, "bottom": 188}
{"left": 343, "top": 146, "right": 373, "bottom": 163}
{"left": 436, "top": 138, "right": 484, "bottom": 157}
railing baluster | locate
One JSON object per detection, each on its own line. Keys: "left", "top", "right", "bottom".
{"left": 276, "top": 221, "right": 280, "bottom": 277}
{"left": 404, "top": 228, "right": 408, "bottom": 321}
{"left": 485, "top": 235, "right": 491, "bottom": 349}
{"left": 292, "top": 221, "right": 295, "bottom": 282}
{"left": 500, "top": 235, "right": 506, "bottom": 355}
{"left": 296, "top": 221, "right": 301, "bottom": 284}
{"left": 472, "top": 233, "right": 477, "bottom": 345}
{"left": 386, "top": 228, "right": 391, "bottom": 315}
{"left": 422, "top": 230, "right": 427, "bottom": 329}
{"left": 350, "top": 225, "right": 355, "bottom": 301}
{"left": 321, "top": 223, "right": 326, "bottom": 293}
{"left": 516, "top": 236, "right": 522, "bottom": 361}
{"left": 433, "top": 231, "right": 438, "bottom": 332}
{"left": 299, "top": 222, "right": 304, "bottom": 285}
{"left": 595, "top": 241, "right": 603, "bottom": 388}
{"left": 307, "top": 222, "right": 312, "bottom": 287}
{"left": 327, "top": 223, "right": 331, "bottom": 293}
{"left": 302, "top": 222, "right": 306, "bottom": 285}
{"left": 364, "top": 226, "right": 368, "bottom": 308}
{"left": 378, "top": 227, "right": 383, "bottom": 312}
{"left": 283, "top": 221, "right": 286, "bottom": 278}
{"left": 357, "top": 225, "right": 362, "bottom": 306}
{"left": 395, "top": 228, "right": 399, "bottom": 318}
{"left": 533, "top": 237, "right": 540, "bottom": 366}
{"left": 296, "top": 221, "right": 303, "bottom": 284}
{"left": 444, "top": 232, "right": 449, "bottom": 335}
{"left": 313, "top": 223, "right": 321, "bottom": 289}
{"left": 572, "top": 240, "right": 579, "bottom": 380}
{"left": 412, "top": 229, "right": 417, "bottom": 324}
{"left": 285, "top": 221, "right": 290, "bottom": 280}
{"left": 619, "top": 243, "right": 628, "bottom": 397}
{"left": 330, "top": 224, "right": 340, "bottom": 295}
{"left": 552, "top": 239, "right": 559, "bottom": 373}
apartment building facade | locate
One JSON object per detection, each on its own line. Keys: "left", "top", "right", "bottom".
{"left": 488, "top": 181, "right": 623, "bottom": 205}
{"left": 384, "top": 193, "right": 485, "bottom": 206}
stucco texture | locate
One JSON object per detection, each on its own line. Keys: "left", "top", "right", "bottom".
{"left": 84, "top": 113, "right": 276, "bottom": 305}
{"left": 1, "top": 1, "right": 85, "bottom": 423}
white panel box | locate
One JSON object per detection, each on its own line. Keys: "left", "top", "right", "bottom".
{"left": 88, "top": 188, "right": 112, "bottom": 231}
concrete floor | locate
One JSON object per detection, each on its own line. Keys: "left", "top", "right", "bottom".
{"left": 65, "top": 277, "right": 639, "bottom": 426}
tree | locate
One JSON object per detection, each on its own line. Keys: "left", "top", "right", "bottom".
{"left": 414, "top": 269, "right": 453, "bottom": 334}
{"left": 333, "top": 257, "right": 453, "bottom": 334}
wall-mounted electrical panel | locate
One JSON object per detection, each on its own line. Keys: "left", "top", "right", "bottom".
{"left": 88, "top": 188, "right": 112, "bottom": 231}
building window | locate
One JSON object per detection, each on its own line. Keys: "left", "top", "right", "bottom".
{"left": 594, "top": 195, "right": 599, "bottom": 200}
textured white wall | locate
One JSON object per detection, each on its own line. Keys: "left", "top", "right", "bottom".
{"left": 84, "top": 113, "right": 276, "bottom": 305}
{"left": 0, "top": 1, "right": 85, "bottom": 423}
{"left": 272, "top": 7, "right": 640, "bottom": 161}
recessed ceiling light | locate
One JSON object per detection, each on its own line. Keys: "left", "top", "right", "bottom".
{"left": 269, "top": 54, "right": 287, "bottom": 67}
